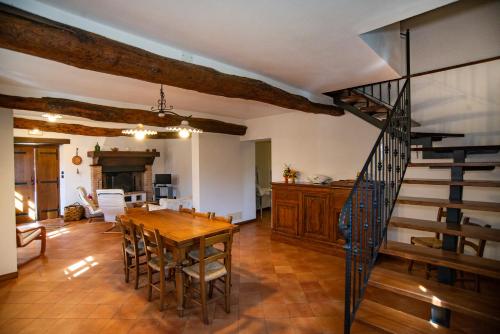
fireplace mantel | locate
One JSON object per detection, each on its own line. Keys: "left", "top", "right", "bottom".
{"left": 87, "top": 150, "right": 160, "bottom": 166}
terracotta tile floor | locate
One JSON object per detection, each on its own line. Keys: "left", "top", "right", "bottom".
{"left": 1, "top": 214, "right": 385, "bottom": 334}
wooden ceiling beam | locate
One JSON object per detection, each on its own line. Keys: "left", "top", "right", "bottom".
{"left": 0, "top": 94, "right": 246, "bottom": 135}
{"left": 14, "top": 118, "right": 180, "bottom": 139}
{"left": 0, "top": 4, "right": 343, "bottom": 117}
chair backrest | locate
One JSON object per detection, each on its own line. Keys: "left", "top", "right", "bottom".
{"left": 96, "top": 189, "right": 126, "bottom": 222}
{"left": 179, "top": 205, "right": 195, "bottom": 215}
{"left": 435, "top": 208, "right": 463, "bottom": 239}
{"left": 198, "top": 231, "right": 232, "bottom": 279}
{"left": 118, "top": 216, "right": 140, "bottom": 254}
{"left": 193, "top": 211, "right": 212, "bottom": 219}
{"left": 459, "top": 217, "right": 491, "bottom": 257}
{"left": 77, "top": 186, "right": 98, "bottom": 213}
{"left": 139, "top": 223, "right": 164, "bottom": 265}
{"left": 211, "top": 214, "right": 233, "bottom": 224}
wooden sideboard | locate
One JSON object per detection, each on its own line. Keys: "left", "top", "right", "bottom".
{"left": 271, "top": 181, "right": 354, "bottom": 256}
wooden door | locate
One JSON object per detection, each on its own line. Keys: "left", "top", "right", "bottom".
{"left": 14, "top": 145, "right": 36, "bottom": 222}
{"left": 35, "top": 146, "right": 60, "bottom": 220}
{"left": 272, "top": 189, "right": 300, "bottom": 236}
{"left": 301, "top": 192, "right": 331, "bottom": 242}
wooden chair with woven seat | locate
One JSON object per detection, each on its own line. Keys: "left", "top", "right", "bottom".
{"left": 117, "top": 216, "right": 146, "bottom": 289}
{"left": 183, "top": 231, "right": 232, "bottom": 324}
{"left": 188, "top": 214, "right": 231, "bottom": 263}
{"left": 139, "top": 223, "right": 176, "bottom": 311}
{"left": 178, "top": 205, "right": 195, "bottom": 215}
{"left": 456, "top": 217, "right": 491, "bottom": 292}
{"left": 193, "top": 211, "right": 212, "bottom": 219}
{"left": 408, "top": 208, "right": 462, "bottom": 278}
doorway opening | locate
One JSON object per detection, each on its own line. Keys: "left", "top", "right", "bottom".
{"left": 255, "top": 140, "right": 271, "bottom": 222}
{"left": 15, "top": 144, "right": 61, "bottom": 222}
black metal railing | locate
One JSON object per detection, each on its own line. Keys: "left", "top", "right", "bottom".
{"left": 339, "top": 30, "right": 411, "bottom": 334}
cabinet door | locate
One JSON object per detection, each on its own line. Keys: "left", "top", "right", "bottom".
{"left": 274, "top": 201, "right": 299, "bottom": 235}
{"left": 301, "top": 192, "right": 331, "bottom": 242}
{"left": 333, "top": 188, "right": 350, "bottom": 244}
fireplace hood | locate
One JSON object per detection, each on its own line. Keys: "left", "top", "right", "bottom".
{"left": 87, "top": 151, "right": 160, "bottom": 172}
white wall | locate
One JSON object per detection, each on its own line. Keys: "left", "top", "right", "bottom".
{"left": 0, "top": 108, "right": 17, "bottom": 276}
{"left": 191, "top": 133, "right": 256, "bottom": 223}
{"left": 164, "top": 139, "right": 192, "bottom": 198}
{"left": 243, "top": 112, "right": 380, "bottom": 183}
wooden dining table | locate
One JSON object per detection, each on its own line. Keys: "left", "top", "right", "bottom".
{"left": 122, "top": 208, "right": 238, "bottom": 316}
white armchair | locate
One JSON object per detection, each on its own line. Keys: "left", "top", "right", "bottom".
{"left": 96, "top": 189, "right": 127, "bottom": 223}
{"left": 77, "top": 187, "right": 103, "bottom": 222}
{"left": 148, "top": 197, "right": 193, "bottom": 212}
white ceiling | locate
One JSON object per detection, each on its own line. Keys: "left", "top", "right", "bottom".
{"left": 1, "top": 0, "right": 454, "bottom": 121}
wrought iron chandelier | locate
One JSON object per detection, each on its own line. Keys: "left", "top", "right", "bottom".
{"left": 122, "top": 124, "right": 157, "bottom": 140}
{"left": 150, "top": 84, "right": 203, "bottom": 138}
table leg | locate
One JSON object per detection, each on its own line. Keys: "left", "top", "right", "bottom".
{"left": 174, "top": 248, "right": 186, "bottom": 317}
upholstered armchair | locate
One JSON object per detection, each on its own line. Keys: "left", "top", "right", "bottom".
{"left": 77, "top": 186, "right": 104, "bottom": 222}
{"left": 16, "top": 222, "right": 46, "bottom": 256}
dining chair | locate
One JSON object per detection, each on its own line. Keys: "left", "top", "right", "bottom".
{"left": 117, "top": 216, "right": 146, "bottom": 289}
{"left": 179, "top": 205, "right": 195, "bottom": 215}
{"left": 193, "top": 211, "right": 212, "bottom": 219}
{"left": 456, "top": 217, "right": 491, "bottom": 292}
{"left": 183, "top": 231, "right": 232, "bottom": 324}
{"left": 188, "top": 214, "right": 232, "bottom": 262}
{"left": 139, "top": 223, "right": 176, "bottom": 311}
{"left": 16, "top": 222, "right": 46, "bottom": 256}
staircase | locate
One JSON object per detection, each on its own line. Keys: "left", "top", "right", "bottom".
{"left": 332, "top": 30, "right": 500, "bottom": 334}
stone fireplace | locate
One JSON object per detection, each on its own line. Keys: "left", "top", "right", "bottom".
{"left": 88, "top": 151, "right": 159, "bottom": 201}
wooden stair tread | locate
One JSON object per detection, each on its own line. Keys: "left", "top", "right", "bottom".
{"left": 409, "top": 162, "right": 500, "bottom": 168}
{"left": 379, "top": 241, "right": 500, "bottom": 279}
{"left": 412, "top": 145, "right": 500, "bottom": 153}
{"left": 369, "top": 267, "right": 500, "bottom": 322}
{"left": 390, "top": 216, "right": 500, "bottom": 242}
{"left": 340, "top": 95, "right": 367, "bottom": 104}
{"left": 356, "top": 299, "right": 456, "bottom": 334}
{"left": 411, "top": 132, "right": 465, "bottom": 139}
{"left": 397, "top": 196, "right": 500, "bottom": 212}
{"left": 360, "top": 105, "right": 387, "bottom": 113}
{"left": 403, "top": 178, "right": 500, "bottom": 187}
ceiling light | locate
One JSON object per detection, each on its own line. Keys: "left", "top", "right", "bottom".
{"left": 121, "top": 124, "right": 157, "bottom": 140}
{"left": 28, "top": 128, "right": 43, "bottom": 136}
{"left": 165, "top": 120, "right": 203, "bottom": 139}
{"left": 151, "top": 84, "right": 173, "bottom": 118}
{"left": 42, "top": 113, "right": 62, "bottom": 122}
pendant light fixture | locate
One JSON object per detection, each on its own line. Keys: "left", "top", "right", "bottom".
{"left": 122, "top": 124, "right": 157, "bottom": 140}
{"left": 42, "top": 113, "right": 62, "bottom": 122}
{"left": 150, "top": 84, "right": 203, "bottom": 138}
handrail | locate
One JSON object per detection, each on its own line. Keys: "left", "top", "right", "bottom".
{"left": 340, "top": 29, "right": 411, "bottom": 334}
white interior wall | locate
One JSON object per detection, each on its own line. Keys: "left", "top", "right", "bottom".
{"left": 191, "top": 133, "right": 256, "bottom": 223}
{"left": 0, "top": 108, "right": 17, "bottom": 276}
{"left": 163, "top": 139, "right": 192, "bottom": 198}
{"left": 243, "top": 112, "right": 380, "bottom": 182}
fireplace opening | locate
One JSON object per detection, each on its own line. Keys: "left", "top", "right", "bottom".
{"left": 103, "top": 171, "right": 144, "bottom": 193}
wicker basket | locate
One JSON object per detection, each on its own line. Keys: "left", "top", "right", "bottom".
{"left": 64, "top": 203, "right": 84, "bottom": 222}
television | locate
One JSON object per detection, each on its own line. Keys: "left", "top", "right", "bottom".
{"left": 155, "top": 174, "right": 171, "bottom": 185}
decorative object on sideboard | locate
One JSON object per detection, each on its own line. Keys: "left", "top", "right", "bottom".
{"left": 94, "top": 142, "right": 101, "bottom": 152}
{"left": 282, "top": 164, "right": 299, "bottom": 183}
{"left": 111, "top": 147, "right": 119, "bottom": 152}
{"left": 307, "top": 174, "right": 332, "bottom": 184}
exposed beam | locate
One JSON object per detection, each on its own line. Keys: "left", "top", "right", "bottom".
{"left": 14, "top": 118, "right": 179, "bottom": 139}
{"left": 14, "top": 137, "right": 70, "bottom": 145}
{"left": 0, "top": 4, "right": 343, "bottom": 117}
{"left": 0, "top": 94, "right": 246, "bottom": 136}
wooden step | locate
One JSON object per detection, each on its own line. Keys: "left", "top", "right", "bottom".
{"left": 379, "top": 241, "right": 500, "bottom": 279}
{"left": 389, "top": 216, "right": 500, "bottom": 242}
{"left": 397, "top": 196, "right": 500, "bottom": 212}
{"left": 341, "top": 95, "right": 367, "bottom": 104}
{"left": 412, "top": 145, "right": 500, "bottom": 154}
{"left": 403, "top": 178, "right": 500, "bottom": 187}
{"left": 369, "top": 267, "right": 500, "bottom": 322}
{"left": 409, "top": 161, "right": 500, "bottom": 169}
{"left": 356, "top": 299, "right": 455, "bottom": 334}
{"left": 360, "top": 105, "right": 387, "bottom": 113}
{"left": 411, "top": 132, "right": 465, "bottom": 141}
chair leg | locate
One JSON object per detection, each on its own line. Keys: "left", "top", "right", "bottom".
{"left": 208, "top": 281, "right": 214, "bottom": 298}
{"left": 159, "top": 268, "right": 166, "bottom": 311}
{"left": 407, "top": 260, "right": 414, "bottom": 273}
{"left": 147, "top": 267, "right": 153, "bottom": 302}
{"left": 224, "top": 275, "right": 230, "bottom": 314}
{"left": 125, "top": 255, "right": 131, "bottom": 283}
{"left": 40, "top": 228, "right": 46, "bottom": 256}
{"left": 200, "top": 279, "right": 208, "bottom": 324}
{"left": 134, "top": 254, "right": 140, "bottom": 290}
